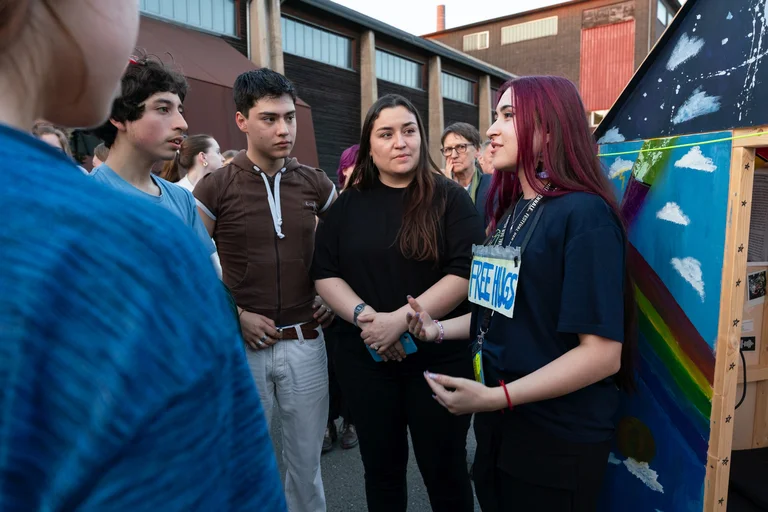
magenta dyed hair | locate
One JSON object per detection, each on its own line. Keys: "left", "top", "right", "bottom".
{"left": 337, "top": 144, "right": 359, "bottom": 187}
{"left": 485, "top": 76, "right": 622, "bottom": 230}
{"left": 486, "top": 75, "right": 637, "bottom": 391}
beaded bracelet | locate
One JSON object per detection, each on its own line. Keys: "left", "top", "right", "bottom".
{"left": 433, "top": 320, "right": 444, "bottom": 344}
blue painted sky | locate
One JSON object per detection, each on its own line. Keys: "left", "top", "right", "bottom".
{"left": 600, "top": 132, "right": 732, "bottom": 348}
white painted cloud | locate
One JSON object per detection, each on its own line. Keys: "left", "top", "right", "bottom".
{"left": 671, "top": 257, "right": 706, "bottom": 302}
{"left": 597, "top": 127, "right": 626, "bottom": 144}
{"left": 667, "top": 33, "right": 705, "bottom": 71}
{"left": 727, "top": 11, "right": 733, "bottom": 20}
{"left": 672, "top": 87, "right": 722, "bottom": 125}
{"left": 624, "top": 458, "right": 665, "bottom": 493}
{"left": 722, "top": 38, "right": 729, "bottom": 45}
{"left": 657, "top": 202, "right": 691, "bottom": 225}
{"left": 674, "top": 146, "right": 717, "bottom": 172}
{"left": 609, "top": 157, "right": 633, "bottom": 178}
{"left": 608, "top": 452, "right": 622, "bottom": 465}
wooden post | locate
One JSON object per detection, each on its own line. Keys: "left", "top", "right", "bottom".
{"left": 428, "top": 56, "right": 444, "bottom": 168}
{"left": 478, "top": 75, "right": 492, "bottom": 138}
{"left": 360, "top": 31, "right": 377, "bottom": 127}
{"left": 268, "top": 0, "right": 284, "bottom": 74}
{"left": 249, "top": 0, "right": 270, "bottom": 69}
{"left": 703, "top": 143, "right": 755, "bottom": 510}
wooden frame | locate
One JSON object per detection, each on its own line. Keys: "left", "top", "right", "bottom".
{"left": 703, "top": 127, "right": 759, "bottom": 510}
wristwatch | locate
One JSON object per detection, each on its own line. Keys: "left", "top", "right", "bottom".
{"left": 353, "top": 302, "right": 367, "bottom": 327}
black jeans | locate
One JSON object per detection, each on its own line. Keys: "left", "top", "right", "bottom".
{"left": 473, "top": 403, "right": 611, "bottom": 512}
{"left": 334, "top": 333, "right": 474, "bottom": 512}
{"left": 325, "top": 320, "right": 352, "bottom": 425}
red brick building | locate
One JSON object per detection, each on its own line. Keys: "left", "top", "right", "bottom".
{"left": 423, "top": 0, "right": 681, "bottom": 126}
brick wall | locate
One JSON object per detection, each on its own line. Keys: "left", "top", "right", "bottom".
{"left": 426, "top": 0, "right": 662, "bottom": 89}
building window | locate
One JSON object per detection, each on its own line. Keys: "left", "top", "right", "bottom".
{"left": 657, "top": 1, "right": 668, "bottom": 25}
{"left": 442, "top": 72, "right": 474, "bottom": 104}
{"left": 376, "top": 50, "right": 422, "bottom": 89}
{"left": 589, "top": 110, "right": 608, "bottom": 128}
{"left": 462, "top": 31, "right": 489, "bottom": 52}
{"left": 281, "top": 17, "right": 352, "bottom": 69}
{"left": 139, "top": 0, "right": 237, "bottom": 36}
{"left": 501, "top": 16, "right": 558, "bottom": 45}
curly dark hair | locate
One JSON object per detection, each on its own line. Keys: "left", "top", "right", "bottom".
{"left": 234, "top": 68, "right": 297, "bottom": 117}
{"left": 90, "top": 53, "right": 188, "bottom": 148}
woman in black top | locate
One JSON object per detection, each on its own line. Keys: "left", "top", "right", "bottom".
{"left": 407, "top": 76, "right": 637, "bottom": 512}
{"left": 312, "top": 94, "right": 484, "bottom": 512}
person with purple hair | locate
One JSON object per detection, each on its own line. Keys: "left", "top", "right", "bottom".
{"left": 336, "top": 144, "right": 359, "bottom": 190}
{"left": 321, "top": 144, "right": 361, "bottom": 453}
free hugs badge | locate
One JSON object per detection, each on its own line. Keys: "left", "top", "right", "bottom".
{"left": 468, "top": 245, "right": 521, "bottom": 319}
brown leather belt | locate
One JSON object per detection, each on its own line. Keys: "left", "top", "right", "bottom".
{"left": 279, "top": 320, "right": 321, "bottom": 340}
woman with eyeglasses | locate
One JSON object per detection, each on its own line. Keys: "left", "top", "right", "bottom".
{"left": 441, "top": 122, "right": 492, "bottom": 228}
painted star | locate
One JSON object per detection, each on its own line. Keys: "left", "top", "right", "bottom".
{"left": 746, "top": 163, "right": 751, "bottom": 170}
{"left": 726, "top": 415, "right": 732, "bottom": 423}
{"left": 737, "top": 279, "right": 742, "bottom": 287}
{"left": 738, "top": 244, "right": 745, "bottom": 252}
{"left": 719, "top": 498, "right": 725, "bottom": 505}
{"left": 733, "top": 319, "right": 740, "bottom": 327}
{"left": 730, "top": 362, "right": 736, "bottom": 370}
{"left": 743, "top": 200, "right": 748, "bottom": 206}
{"left": 722, "top": 457, "right": 729, "bottom": 465}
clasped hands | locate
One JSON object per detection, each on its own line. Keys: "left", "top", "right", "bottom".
{"left": 240, "top": 296, "right": 335, "bottom": 351}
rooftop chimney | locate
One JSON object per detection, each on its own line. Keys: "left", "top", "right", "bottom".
{"left": 437, "top": 5, "right": 446, "bottom": 32}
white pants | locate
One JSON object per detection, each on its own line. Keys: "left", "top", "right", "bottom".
{"left": 246, "top": 324, "right": 328, "bottom": 512}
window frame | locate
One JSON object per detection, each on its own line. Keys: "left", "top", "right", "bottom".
{"left": 462, "top": 31, "right": 490, "bottom": 52}
{"left": 139, "top": 0, "right": 238, "bottom": 37}
{"left": 657, "top": 0, "right": 669, "bottom": 26}
{"left": 375, "top": 49, "right": 424, "bottom": 90}
{"left": 441, "top": 71, "right": 476, "bottom": 105}
{"left": 280, "top": 15, "right": 354, "bottom": 70}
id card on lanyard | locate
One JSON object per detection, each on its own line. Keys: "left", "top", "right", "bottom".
{"left": 468, "top": 190, "right": 548, "bottom": 384}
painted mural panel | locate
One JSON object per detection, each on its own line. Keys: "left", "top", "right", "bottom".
{"left": 597, "top": 132, "right": 732, "bottom": 511}
{"left": 595, "top": 0, "right": 768, "bottom": 143}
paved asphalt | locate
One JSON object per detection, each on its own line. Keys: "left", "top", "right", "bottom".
{"left": 270, "top": 415, "right": 481, "bottom": 511}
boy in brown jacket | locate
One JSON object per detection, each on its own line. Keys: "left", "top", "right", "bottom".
{"left": 194, "top": 69, "right": 336, "bottom": 512}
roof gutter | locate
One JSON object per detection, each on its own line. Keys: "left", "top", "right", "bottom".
{"left": 288, "top": 0, "right": 514, "bottom": 81}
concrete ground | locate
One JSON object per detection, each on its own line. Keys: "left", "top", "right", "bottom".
{"left": 270, "top": 415, "right": 481, "bottom": 511}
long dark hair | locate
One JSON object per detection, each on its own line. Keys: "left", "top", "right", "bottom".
{"left": 160, "top": 134, "right": 214, "bottom": 183}
{"left": 487, "top": 76, "right": 638, "bottom": 391}
{"left": 348, "top": 94, "right": 444, "bottom": 262}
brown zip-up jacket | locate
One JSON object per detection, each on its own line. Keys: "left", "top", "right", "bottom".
{"left": 194, "top": 151, "right": 336, "bottom": 326}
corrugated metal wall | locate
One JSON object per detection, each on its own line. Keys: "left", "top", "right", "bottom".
{"left": 579, "top": 19, "right": 635, "bottom": 112}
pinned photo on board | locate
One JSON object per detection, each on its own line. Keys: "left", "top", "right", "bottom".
{"left": 747, "top": 270, "right": 767, "bottom": 307}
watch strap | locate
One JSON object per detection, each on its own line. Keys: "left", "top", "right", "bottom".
{"left": 353, "top": 302, "right": 366, "bottom": 327}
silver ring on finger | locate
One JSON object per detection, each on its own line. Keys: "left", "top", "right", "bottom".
{"left": 260, "top": 335, "right": 268, "bottom": 343}
{"left": 256, "top": 340, "right": 266, "bottom": 348}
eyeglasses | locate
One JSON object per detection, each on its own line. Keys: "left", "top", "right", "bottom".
{"left": 440, "top": 143, "right": 471, "bottom": 157}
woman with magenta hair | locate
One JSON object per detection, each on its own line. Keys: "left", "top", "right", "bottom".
{"left": 405, "top": 76, "right": 637, "bottom": 511}
{"left": 336, "top": 144, "right": 359, "bottom": 190}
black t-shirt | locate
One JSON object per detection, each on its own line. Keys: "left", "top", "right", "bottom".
{"left": 312, "top": 175, "right": 485, "bottom": 359}
{"left": 473, "top": 191, "right": 625, "bottom": 443}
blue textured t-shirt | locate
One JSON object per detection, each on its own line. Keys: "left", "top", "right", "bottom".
{"left": 0, "top": 125, "right": 286, "bottom": 511}
{"left": 90, "top": 163, "right": 215, "bottom": 255}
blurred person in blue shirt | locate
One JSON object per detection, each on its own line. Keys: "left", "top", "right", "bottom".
{"left": 0, "top": 1, "right": 285, "bottom": 511}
